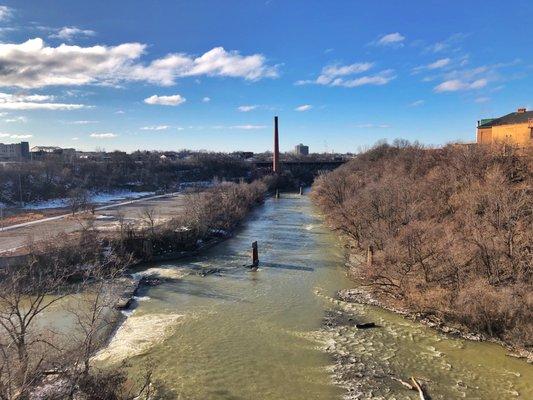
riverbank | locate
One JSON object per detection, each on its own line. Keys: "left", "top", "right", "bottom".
{"left": 338, "top": 255, "right": 533, "bottom": 364}
{"left": 311, "top": 142, "right": 532, "bottom": 354}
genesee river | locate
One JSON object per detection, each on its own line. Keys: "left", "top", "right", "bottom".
{"left": 95, "top": 193, "right": 532, "bottom": 399}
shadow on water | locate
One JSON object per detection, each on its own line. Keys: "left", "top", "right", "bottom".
{"left": 159, "top": 279, "right": 247, "bottom": 302}
{"left": 261, "top": 262, "right": 314, "bottom": 272}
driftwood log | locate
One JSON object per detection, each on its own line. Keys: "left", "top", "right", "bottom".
{"left": 410, "top": 377, "right": 428, "bottom": 400}
{"left": 391, "top": 376, "right": 429, "bottom": 400}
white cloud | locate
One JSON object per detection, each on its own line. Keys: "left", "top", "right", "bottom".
{"left": 409, "top": 100, "right": 425, "bottom": 107}
{"left": 354, "top": 123, "right": 391, "bottom": 129}
{"left": 296, "top": 63, "right": 395, "bottom": 88}
{"left": 115, "top": 110, "right": 125, "bottom": 114}
{"left": 1, "top": 133, "right": 33, "bottom": 139}
{"left": 0, "top": 92, "right": 87, "bottom": 110}
{"left": 296, "top": 62, "right": 373, "bottom": 86}
{"left": 140, "top": 125, "right": 169, "bottom": 131}
{"left": 69, "top": 120, "right": 98, "bottom": 124}
{"left": 71, "top": 137, "right": 79, "bottom": 141}
{"left": 90, "top": 133, "right": 117, "bottom": 138}
{"left": 231, "top": 125, "right": 266, "bottom": 130}
{"left": 427, "top": 58, "right": 451, "bottom": 69}
{"left": 475, "top": 96, "right": 490, "bottom": 103}
{"left": 426, "top": 33, "right": 468, "bottom": 53}
{"left": 434, "top": 78, "right": 487, "bottom": 92}
{"left": 4, "top": 116, "right": 27, "bottom": 123}
{"left": 50, "top": 26, "right": 96, "bottom": 41}
{"left": 336, "top": 70, "right": 396, "bottom": 87}
{"left": 295, "top": 104, "right": 312, "bottom": 112}
{"left": 0, "top": 39, "right": 278, "bottom": 88}
{"left": 237, "top": 105, "right": 258, "bottom": 112}
{"left": 413, "top": 58, "right": 451, "bottom": 73}
{"left": 202, "top": 97, "right": 211, "bottom": 103}
{"left": 375, "top": 32, "right": 405, "bottom": 46}
{"left": 144, "top": 94, "right": 186, "bottom": 106}
{"left": 0, "top": 6, "right": 13, "bottom": 21}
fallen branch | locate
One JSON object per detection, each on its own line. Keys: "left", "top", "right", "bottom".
{"left": 410, "top": 376, "right": 428, "bottom": 400}
{"left": 391, "top": 376, "right": 414, "bottom": 390}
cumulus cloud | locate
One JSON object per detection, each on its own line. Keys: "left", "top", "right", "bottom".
{"left": 295, "top": 104, "right": 312, "bottom": 112}
{"left": 434, "top": 78, "right": 487, "bottom": 92}
{"left": 90, "top": 132, "right": 117, "bottom": 138}
{"left": 0, "top": 38, "right": 279, "bottom": 88}
{"left": 202, "top": 97, "right": 211, "bottom": 103}
{"left": 50, "top": 26, "right": 96, "bottom": 41}
{"left": 296, "top": 62, "right": 395, "bottom": 88}
{"left": 375, "top": 32, "right": 405, "bottom": 46}
{"left": 144, "top": 94, "right": 186, "bottom": 106}
{"left": 237, "top": 105, "right": 258, "bottom": 112}
{"left": 0, "top": 92, "right": 87, "bottom": 110}
{"left": 140, "top": 125, "right": 169, "bottom": 131}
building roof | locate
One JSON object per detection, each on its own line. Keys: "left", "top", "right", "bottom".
{"left": 478, "top": 110, "right": 533, "bottom": 128}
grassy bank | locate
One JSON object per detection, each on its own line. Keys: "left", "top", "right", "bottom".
{"left": 312, "top": 142, "right": 532, "bottom": 350}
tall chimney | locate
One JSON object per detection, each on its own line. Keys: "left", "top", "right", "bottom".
{"left": 273, "top": 116, "right": 280, "bottom": 173}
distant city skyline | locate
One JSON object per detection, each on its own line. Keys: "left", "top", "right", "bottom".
{"left": 0, "top": 0, "right": 531, "bottom": 153}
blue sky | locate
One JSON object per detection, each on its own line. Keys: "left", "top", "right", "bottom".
{"left": 0, "top": 0, "right": 531, "bottom": 153}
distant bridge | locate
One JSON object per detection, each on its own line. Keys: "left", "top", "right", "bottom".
{"left": 252, "top": 159, "right": 347, "bottom": 172}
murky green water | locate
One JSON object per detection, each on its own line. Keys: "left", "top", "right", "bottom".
{"left": 97, "top": 194, "right": 532, "bottom": 399}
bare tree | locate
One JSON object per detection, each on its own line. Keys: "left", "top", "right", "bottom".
{"left": 0, "top": 254, "right": 73, "bottom": 399}
{"left": 140, "top": 207, "right": 158, "bottom": 237}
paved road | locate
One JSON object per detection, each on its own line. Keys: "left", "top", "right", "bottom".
{"left": 0, "top": 193, "right": 186, "bottom": 254}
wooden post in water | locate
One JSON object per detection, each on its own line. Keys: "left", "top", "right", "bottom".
{"left": 366, "top": 245, "right": 373, "bottom": 267}
{"left": 275, "top": 189, "right": 280, "bottom": 199}
{"left": 251, "top": 241, "right": 259, "bottom": 268}
{"left": 299, "top": 186, "right": 303, "bottom": 195}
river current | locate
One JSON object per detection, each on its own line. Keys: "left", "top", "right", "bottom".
{"left": 94, "top": 194, "right": 532, "bottom": 399}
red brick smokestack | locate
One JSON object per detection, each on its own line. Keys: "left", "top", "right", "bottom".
{"left": 273, "top": 116, "right": 280, "bottom": 173}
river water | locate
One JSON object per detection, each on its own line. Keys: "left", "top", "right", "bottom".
{"left": 95, "top": 194, "right": 532, "bottom": 399}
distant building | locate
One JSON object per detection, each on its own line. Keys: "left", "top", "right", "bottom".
{"left": 477, "top": 108, "right": 533, "bottom": 147}
{"left": 31, "top": 146, "right": 76, "bottom": 160}
{"left": 294, "top": 143, "right": 309, "bottom": 156}
{"left": 0, "top": 141, "right": 30, "bottom": 161}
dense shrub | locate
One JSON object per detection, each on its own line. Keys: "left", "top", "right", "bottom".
{"left": 312, "top": 142, "right": 532, "bottom": 347}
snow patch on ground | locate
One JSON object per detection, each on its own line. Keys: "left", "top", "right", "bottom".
{"left": 22, "top": 190, "right": 155, "bottom": 210}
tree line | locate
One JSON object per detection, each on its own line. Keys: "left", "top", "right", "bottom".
{"left": 0, "top": 152, "right": 252, "bottom": 205}
{"left": 312, "top": 141, "right": 532, "bottom": 348}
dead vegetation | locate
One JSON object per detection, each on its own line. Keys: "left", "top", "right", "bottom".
{"left": 312, "top": 141, "right": 532, "bottom": 348}
{"left": 0, "top": 180, "right": 268, "bottom": 399}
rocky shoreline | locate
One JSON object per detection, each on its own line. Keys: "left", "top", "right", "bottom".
{"left": 340, "top": 259, "right": 533, "bottom": 364}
